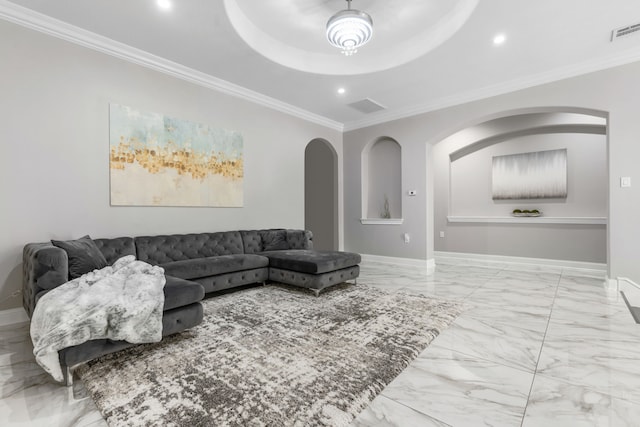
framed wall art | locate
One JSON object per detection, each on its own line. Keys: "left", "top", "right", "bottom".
{"left": 109, "top": 104, "right": 243, "bottom": 207}
{"left": 492, "top": 149, "right": 567, "bottom": 200}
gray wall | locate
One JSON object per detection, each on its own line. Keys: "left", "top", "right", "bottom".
{"left": 0, "top": 21, "right": 342, "bottom": 310}
{"left": 344, "top": 61, "right": 640, "bottom": 283}
{"left": 305, "top": 139, "right": 338, "bottom": 250}
{"left": 448, "top": 133, "right": 606, "bottom": 217}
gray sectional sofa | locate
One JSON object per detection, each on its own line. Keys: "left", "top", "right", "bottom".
{"left": 23, "top": 229, "right": 360, "bottom": 385}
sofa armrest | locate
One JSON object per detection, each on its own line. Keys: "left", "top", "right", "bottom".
{"left": 22, "top": 243, "right": 69, "bottom": 318}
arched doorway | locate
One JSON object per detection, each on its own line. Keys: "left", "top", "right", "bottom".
{"left": 305, "top": 139, "right": 338, "bottom": 250}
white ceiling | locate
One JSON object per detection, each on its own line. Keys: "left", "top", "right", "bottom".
{"left": 3, "top": 0, "right": 640, "bottom": 130}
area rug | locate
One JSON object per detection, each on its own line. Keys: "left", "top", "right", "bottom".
{"left": 76, "top": 283, "right": 464, "bottom": 426}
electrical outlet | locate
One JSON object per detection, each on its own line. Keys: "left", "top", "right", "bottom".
{"left": 403, "top": 233, "right": 410, "bottom": 243}
{"left": 439, "top": 231, "right": 445, "bottom": 238}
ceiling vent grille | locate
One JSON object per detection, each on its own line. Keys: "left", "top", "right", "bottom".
{"left": 611, "top": 23, "right": 640, "bottom": 41}
{"left": 348, "top": 98, "right": 387, "bottom": 114}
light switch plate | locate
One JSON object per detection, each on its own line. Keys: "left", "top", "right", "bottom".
{"left": 621, "top": 176, "right": 631, "bottom": 188}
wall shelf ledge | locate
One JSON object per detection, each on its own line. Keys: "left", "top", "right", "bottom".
{"left": 360, "top": 218, "right": 404, "bottom": 225}
{"left": 447, "top": 216, "right": 606, "bottom": 225}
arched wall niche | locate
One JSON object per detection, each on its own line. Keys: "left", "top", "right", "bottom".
{"left": 361, "top": 136, "right": 403, "bottom": 223}
{"left": 428, "top": 107, "right": 609, "bottom": 265}
{"left": 304, "top": 138, "right": 339, "bottom": 250}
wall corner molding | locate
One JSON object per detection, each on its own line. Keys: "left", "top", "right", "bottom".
{"left": 0, "top": 1, "right": 343, "bottom": 132}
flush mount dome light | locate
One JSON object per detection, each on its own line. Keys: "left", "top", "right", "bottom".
{"left": 326, "top": 0, "right": 373, "bottom": 56}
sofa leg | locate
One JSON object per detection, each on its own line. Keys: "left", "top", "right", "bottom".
{"left": 63, "top": 365, "right": 73, "bottom": 387}
{"left": 312, "top": 289, "right": 321, "bottom": 297}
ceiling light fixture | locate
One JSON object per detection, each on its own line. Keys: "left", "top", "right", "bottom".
{"left": 493, "top": 33, "right": 506, "bottom": 45}
{"left": 157, "top": 0, "right": 172, "bottom": 11}
{"left": 337, "top": 87, "right": 346, "bottom": 94}
{"left": 326, "top": 0, "right": 373, "bottom": 56}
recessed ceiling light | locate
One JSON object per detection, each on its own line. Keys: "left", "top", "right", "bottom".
{"left": 157, "top": 0, "right": 172, "bottom": 11}
{"left": 337, "top": 88, "right": 346, "bottom": 95}
{"left": 493, "top": 34, "right": 506, "bottom": 45}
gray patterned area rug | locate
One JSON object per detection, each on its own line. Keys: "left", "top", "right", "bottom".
{"left": 77, "top": 283, "right": 464, "bottom": 426}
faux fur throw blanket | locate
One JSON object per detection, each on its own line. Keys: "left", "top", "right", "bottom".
{"left": 31, "top": 255, "right": 165, "bottom": 382}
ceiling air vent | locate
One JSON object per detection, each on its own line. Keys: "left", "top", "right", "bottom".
{"left": 611, "top": 23, "right": 640, "bottom": 41}
{"left": 348, "top": 98, "right": 386, "bottom": 114}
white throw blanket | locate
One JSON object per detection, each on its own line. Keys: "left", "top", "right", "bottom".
{"left": 31, "top": 255, "right": 166, "bottom": 382}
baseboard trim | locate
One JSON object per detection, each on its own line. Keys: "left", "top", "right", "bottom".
{"left": 617, "top": 277, "right": 640, "bottom": 290}
{"left": 361, "top": 254, "right": 436, "bottom": 274}
{"left": 0, "top": 307, "right": 29, "bottom": 326}
{"left": 435, "top": 251, "right": 607, "bottom": 272}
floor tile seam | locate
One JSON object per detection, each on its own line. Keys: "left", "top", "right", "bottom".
{"left": 377, "top": 393, "right": 454, "bottom": 427}
{"left": 460, "top": 296, "right": 555, "bottom": 315}
{"left": 481, "top": 280, "right": 560, "bottom": 290}
{"left": 543, "top": 311, "right": 640, "bottom": 334}
{"left": 422, "top": 343, "right": 537, "bottom": 376}
{"left": 553, "top": 293, "right": 627, "bottom": 305}
{"left": 448, "top": 301, "right": 551, "bottom": 333}
{"left": 531, "top": 370, "right": 640, "bottom": 407}
{"left": 452, "top": 314, "right": 550, "bottom": 338}
{"left": 519, "top": 273, "right": 562, "bottom": 426}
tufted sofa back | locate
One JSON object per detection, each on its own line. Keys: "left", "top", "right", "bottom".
{"left": 240, "top": 229, "right": 313, "bottom": 254}
{"left": 93, "top": 237, "right": 136, "bottom": 264}
{"left": 135, "top": 231, "right": 244, "bottom": 265}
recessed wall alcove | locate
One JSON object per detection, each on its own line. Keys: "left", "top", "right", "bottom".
{"left": 361, "top": 137, "right": 403, "bottom": 225}
{"left": 432, "top": 110, "right": 608, "bottom": 263}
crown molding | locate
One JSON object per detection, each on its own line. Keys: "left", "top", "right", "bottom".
{"left": 343, "top": 47, "right": 640, "bottom": 132}
{"left": 5, "top": 1, "right": 640, "bottom": 135}
{"left": 0, "top": 1, "right": 344, "bottom": 132}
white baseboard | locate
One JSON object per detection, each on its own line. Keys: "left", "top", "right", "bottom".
{"left": 361, "top": 254, "right": 436, "bottom": 274}
{"left": 435, "top": 251, "right": 607, "bottom": 272}
{"left": 0, "top": 307, "right": 29, "bottom": 326}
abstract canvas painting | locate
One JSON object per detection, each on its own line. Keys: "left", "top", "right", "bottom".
{"left": 110, "top": 104, "right": 243, "bottom": 207}
{"left": 492, "top": 149, "right": 567, "bottom": 200}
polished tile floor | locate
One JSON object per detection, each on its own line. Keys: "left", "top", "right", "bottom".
{"left": 1, "top": 259, "right": 638, "bottom": 426}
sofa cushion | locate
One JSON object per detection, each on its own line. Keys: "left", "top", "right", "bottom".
{"left": 160, "top": 254, "right": 269, "bottom": 280}
{"left": 163, "top": 276, "right": 205, "bottom": 311}
{"left": 262, "top": 250, "right": 361, "bottom": 274}
{"left": 51, "top": 235, "right": 108, "bottom": 280}
{"left": 260, "top": 229, "right": 288, "bottom": 251}
{"left": 135, "top": 231, "right": 244, "bottom": 265}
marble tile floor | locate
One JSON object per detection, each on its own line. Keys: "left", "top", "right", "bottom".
{"left": 1, "top": 260, "right": 639, "bottom": 426}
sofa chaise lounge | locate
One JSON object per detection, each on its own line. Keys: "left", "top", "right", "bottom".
{"left": 23, "top": 229, "right": 360, "bottom": 384}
